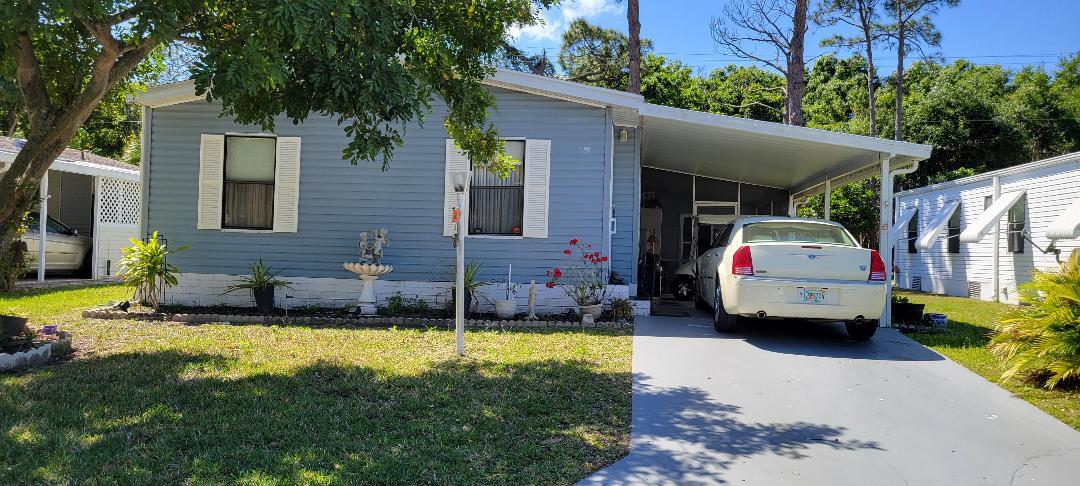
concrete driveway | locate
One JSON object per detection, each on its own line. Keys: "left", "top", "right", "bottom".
{"left": 585, "top": 312, "right": 1080, "bottom": 485}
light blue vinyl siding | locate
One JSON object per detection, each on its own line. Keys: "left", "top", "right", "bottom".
{"left": 147, "top": 87, "right": 611, "bottom": 283}
{"left": 611, "top": 127, "right": 638, "bottom": 284}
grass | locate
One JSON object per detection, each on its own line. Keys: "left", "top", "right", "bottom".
{"left": 0, "top": 284, "right": 633, "bottom": 484}
{"left": 898, "top": 291, "right": 1080, "bottom": 431}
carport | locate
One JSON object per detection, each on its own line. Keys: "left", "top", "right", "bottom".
{"left": 635, "top": 103, "right": 932, "bottom": 326}
{"left": 0, "top": 137, "right": 140, "bottom": 280}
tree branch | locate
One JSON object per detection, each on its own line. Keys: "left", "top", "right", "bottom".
{"left": 11, "top": 31, "right": 52, "bottom": 131}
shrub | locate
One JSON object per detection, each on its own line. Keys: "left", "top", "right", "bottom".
{"left": 118, "top": 232, "right": 185, "bottom": 310}
{"left": 547, "top": 239, "right": 608, "bottom": 306}
{"left": 989, "top": 252, "right": 1080, "bottom": 388}
{"left": 380, "top": 293, "right": 431, "bottom": 317}
{"left": 609, "top": 297, "right": 634, "bottom": 322}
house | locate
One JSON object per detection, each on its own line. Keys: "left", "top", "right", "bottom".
{"left": 135, "top": 69, "right": 931, "bottom": 314}
{"left": 0, "top": 136, "right": 141, "bottom": 279}
{"left": 894, "top": 151, "right": 1080, "bottom": 303}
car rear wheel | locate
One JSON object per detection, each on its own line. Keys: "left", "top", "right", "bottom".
{"left": 712, "top": 276, "right": 739, "bottom": 333}
{"left": 846, "top": 319, "right": 878, "bottom": 341}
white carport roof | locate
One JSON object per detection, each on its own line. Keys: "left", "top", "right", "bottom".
{"left": 638, "top": 103, "right": 931, "bottom": 195}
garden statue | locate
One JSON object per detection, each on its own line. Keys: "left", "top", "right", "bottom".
{"left": 527, "top": 280, "right": 538, "bottom": 320}
{"left": 372, "top": 228, "right": 390, "bottom": 263}
{"left": 357, "top": 228, "right": 390, "bottom": 264}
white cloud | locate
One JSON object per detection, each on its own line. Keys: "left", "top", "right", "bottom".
{"left": 562, "top": 0, "right": 621, "bottom": 20}
{"left": 510, "top": 0, "right": 623, "bottom": 43}
{"left": 508, "top": 11, "right": 564, "bottom": 42}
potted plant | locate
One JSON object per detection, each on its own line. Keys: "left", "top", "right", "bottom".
{"left": 891, "top": 294, "right": 925, "bottom": 324}
{"left": 118, "top": 231, "right": 186, "bottom": 310}
{"left": 224, "top": 260, "right": 292, "bottom": 314}
{"left": 495, "top": 282, "right": 519, "bottom": 319}
{"left": 547, "top": 239, "right": 609, "bottom": 317}
{"left": 451, "top": 261, "right": 487, "bottom": 317}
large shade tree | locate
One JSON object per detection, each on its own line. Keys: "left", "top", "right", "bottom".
{"left": 0, "top": 0, "right": 555, "bottom": 289}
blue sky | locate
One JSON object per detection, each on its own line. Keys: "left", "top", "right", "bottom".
{"left": 510, "top": 0, "right": 1080, "bottom": 74}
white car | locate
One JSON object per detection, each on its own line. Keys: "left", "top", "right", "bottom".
{"left": 22, "top": 212, "right": 93, "bottom": 274}
{"left": 694, "top": 216, "right": 886, "bottom": 340}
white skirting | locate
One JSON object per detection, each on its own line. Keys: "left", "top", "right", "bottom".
{"left": 166, "top": 273, "right": 630, "bottom": 313}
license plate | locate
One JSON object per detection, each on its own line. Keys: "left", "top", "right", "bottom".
{"left": 798, "top": 287, "right": 826, "bottom": 304}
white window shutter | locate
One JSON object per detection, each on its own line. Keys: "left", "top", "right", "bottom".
{"left": 197, "top": 134, "right": 225, "bottom": 230}
{"left": 273, "top": 137, "right": 302, "bottom": 233}
{"left": 443, "top": 139, "right": 470, "bottom": 236}
{"left": 522, "top": 139, "right": 551, "bottom": 238}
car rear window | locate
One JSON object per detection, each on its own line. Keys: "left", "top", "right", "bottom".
{"left": 742, "top": 222, "right": 856, "bottom": 246}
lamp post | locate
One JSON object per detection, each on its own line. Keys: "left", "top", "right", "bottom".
{"left": 450, "top": 170, "right": 471, "bottom": 356}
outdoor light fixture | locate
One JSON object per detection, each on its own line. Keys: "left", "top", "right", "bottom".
{"left": 619, "top": 128, "right": 629, "bottom": 143}
{"left": 450, "top": 170, "right": 471, "bottom": 193}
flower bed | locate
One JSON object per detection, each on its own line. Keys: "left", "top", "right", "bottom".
{"left": 82, "top": 306, "right": 632, "bottom": 330}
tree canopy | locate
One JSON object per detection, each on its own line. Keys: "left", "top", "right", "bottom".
{"left": 0, "top": 0, "right": 556, "bottom": 289}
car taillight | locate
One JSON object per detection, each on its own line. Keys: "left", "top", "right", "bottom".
{"left": 732, "top": 245, "right": 754, "bottom": 276}
{"left": 869, "top": 250, "right": 886, "bottom": 281}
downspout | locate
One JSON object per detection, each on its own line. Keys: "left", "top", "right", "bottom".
{"left": 879, "top": 155, "right": 920, "bottom": 328}
{"left": 139, "top": 106, "right": 152, "bottom": 239}
{"left": 992, "top": 176, "right": 1001, "bottom": 302}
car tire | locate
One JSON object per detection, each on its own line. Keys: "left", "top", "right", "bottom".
{"left": 77, "top": 251, "right": 93, "bottom": 278}
{"left": 712, "top": 275, "right": 739, "bottom": 333}
{"left": 672, "top": 277, "right": 695, "bottom": 301}
{"left": 846, "top": 319, "right": 878, "bottom": 341}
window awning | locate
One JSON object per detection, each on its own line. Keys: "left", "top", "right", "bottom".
{"left": 890, "top": 207, "right": 917, "bottom": 243}
{"left": 1047, "top": 199, "right": 1080, "bottom": 240}
{"left": 917, "top": 200, "right": 960, "bottom": 250}
{"left": 959, "top": 190, "right": 1026, "bottom": 243}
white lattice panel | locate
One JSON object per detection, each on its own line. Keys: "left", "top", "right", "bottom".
{"left": 100, "top": 177, "right": 140, "bottom": 226}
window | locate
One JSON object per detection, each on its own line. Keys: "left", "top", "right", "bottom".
{"left": 1007, "top": 196, "right": 1026, "bottom": 253}
{"left": 223, "top": 136, "right": 276, "bottom": 230}
{"left": 947, "top": 203, "right": 961, "bottom": 254}
{"left": 983, "top": 195, "right": 993, "bottom": 210}
{"left": 469, "top": 140, "right": 524, "bottom": 235}
{"left": 907, "top": 208, "right": 919, "bottom": 253}
{"left": 742, "top": 222, "right": 856, "bottom": 246}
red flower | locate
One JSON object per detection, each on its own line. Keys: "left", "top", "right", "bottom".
{"left": 569, "top": 239, "right": 579, "bottom": 246}
{"left": 601, "top": 256, "right": 609, "bottom": 262}
{"left": 587, "top": 244, "right": 592, "bottom": 249}
{"left": 545, "top": 281, "right": 556, "bottom": 289}
{"left": 553, "top": 268, "right": 562, "bottom": 278}
{"left": 563, "top": 249, "right": 572, "bottom": 255}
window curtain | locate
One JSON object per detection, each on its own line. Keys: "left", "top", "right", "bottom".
{"left": 224, "top": 182, "right": 274, "bottom": 229}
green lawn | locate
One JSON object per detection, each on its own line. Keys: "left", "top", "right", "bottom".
{"left": 899, "top": 291, "right": 1080, "bottom": 431}
{"left": 1, "top": 284, "right": 632, "bottom": 485}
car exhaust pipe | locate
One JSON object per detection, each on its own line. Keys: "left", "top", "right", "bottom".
{"left": 853, "top": 316, "right": 865, "bottom": 325}
{"left": 756, "top": 311, "right": 767, "bottom": 319}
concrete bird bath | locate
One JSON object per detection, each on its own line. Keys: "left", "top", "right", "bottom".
{"left": 344, "top": 228, "right": 392, "bottom": 315}
{"left": 343, "top": 263, "right": 393, "bottom": 315}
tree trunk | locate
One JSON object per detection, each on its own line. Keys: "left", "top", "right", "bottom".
{"left": 785, "top": 0, "right": 809, "bottom": 126}
{"left": 894, "top": 12, "right": 905, "bottom": 141}
{"left": 627, "top": 0, "right": 642, "bottom": 94}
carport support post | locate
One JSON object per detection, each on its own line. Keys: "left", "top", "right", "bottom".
{"left": 824, "top": 177, "right": 832, "bottom": 221}
{"left": 878, "top": 154, "right": 894, "bottom": 328}
{"left": 37, "top": 171, "right": 48, "bottom": 282}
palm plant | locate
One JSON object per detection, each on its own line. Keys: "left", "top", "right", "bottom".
{"left": 223, "top": 260, "right": 291, "bottom": 294}
{"left": 223, "top": 260, "right": 292, "bottom": 314}
{"left": 118, "top": 232, "right": 185, "bottom": 310}
{"left": 989, "top": 251, "right": 1080, "bottom": 389}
